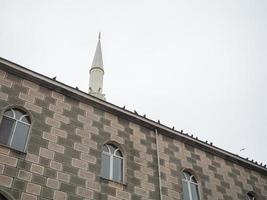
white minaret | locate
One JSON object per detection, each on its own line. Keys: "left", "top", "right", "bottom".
{"left": 89, "top": 33, "right": 105, "bottom": 100}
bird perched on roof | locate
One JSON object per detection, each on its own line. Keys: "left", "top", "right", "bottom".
{"left": 134, "top": 110, "right": 138, "bottom": 115}
{"left": 52, "top": 76, "right": 57, "bottom": 80}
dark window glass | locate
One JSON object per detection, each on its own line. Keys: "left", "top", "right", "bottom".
{"left": 183, "top": 171, "right": 191, "bottom": 180}
{"left": 0, "top": 109, "right": 31, "bottom": 152}
{"left": 0, "top": 117, "right": 14, "bottom": 145}
{"left": 101, "top": 144, "right": 123, "bottom": 182}
{"left": 182, "top": 171, "right": 200, "bottom": 200}
{"left": 103, "top": 145, "right": 109, "bottom": 152}
{"left": 4, "top": 110, "right": 13, "bottom": 118}
{"left": 11, "top": 122, "right": 29, "bottom": 152}
{"left": 113, "top": 157, "right": 122, "bottom": 182}
{"left": 109, "top": 144, "right": 116, "bottom": 154}
{"left": 21, "top": 116, "right": 30, "bottom": 124}
{"left": 190, "top": 183, "right": 200, "bottom": 200}
{"left": 14, "top": 109, "right": 24, "bottom": 120}
{"left": 247, "top": 192, "right": 256, "bottom": 200}
{"left": 0, "top": 193, "right": 8, "bottom": 200}
{"left": 191, "top": 176, "right": 197, "bottom": 183}
{"left": 101, "top": 153, "right": 110, "bottom": 179}
{"left": 182, "top": 181, "right": 190, "bottom": 200}
{"left": 115, "top": 150, "right": 122, "bottom": 157}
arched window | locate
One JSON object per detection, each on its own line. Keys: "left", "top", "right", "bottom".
{"left": 101, "top": 143, "right": 123, "bottom": 182}
{"left": 246, "top": 192, "right": 256, "bottom": 200}
{"left": 0, "top": 108, "right": 31, "bottom": 152}
{"left": 182, "top": 170, "right": 200, "bottom": 200}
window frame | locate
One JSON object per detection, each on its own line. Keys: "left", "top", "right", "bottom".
{"left": 181, "top": 170, "right": 200, "bottom": 200}
{"left": 101, "top": 143, "right": 124, "bottom": 183}
{"left": 0, "top": 107, "right": 31, "bottom": 153}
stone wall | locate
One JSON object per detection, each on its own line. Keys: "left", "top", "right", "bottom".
{"left": 0, "top": 66, "right": 266, "bottom": 200}
{"left": 158, "top": 135, "right": 267, "bottom": 200}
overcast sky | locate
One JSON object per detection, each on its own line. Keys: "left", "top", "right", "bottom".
{"left": 0, "top": 0, "right": 267, "bottom": 164}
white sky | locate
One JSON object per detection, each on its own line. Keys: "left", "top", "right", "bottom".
{"left": 0, "top": 0, "right": 266, "bottom": 164}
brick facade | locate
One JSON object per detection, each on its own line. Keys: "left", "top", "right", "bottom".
{"left": 0, "top": 60, "right": 266, "bottom": 200}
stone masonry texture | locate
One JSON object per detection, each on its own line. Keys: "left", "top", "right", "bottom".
{"left": 0, "top": 65, "right": 266, "bottom": 200}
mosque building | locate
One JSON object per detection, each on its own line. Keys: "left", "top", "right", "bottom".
{"left": 0, "top": 34, "right": 266, "bottom": 200}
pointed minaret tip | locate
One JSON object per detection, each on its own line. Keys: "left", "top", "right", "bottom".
{"left": 89, "top": 33, "right": 105, "bottom": 100}
{"left": 91, "top": 33, "right": 103, "bottom": 70}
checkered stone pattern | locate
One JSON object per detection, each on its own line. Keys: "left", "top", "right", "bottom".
{"left": 158, "top": 134, "right": 267, "bottom": 200}
{"left": 0, "top": 65, "right": 266, "bottom": 200}
{"left": 0, "top": 68, "right": 160, "bottom": 199}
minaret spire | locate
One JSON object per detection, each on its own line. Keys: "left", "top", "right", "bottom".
{"left": 89, "top": 32, "right": 105, "bottom": 100}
